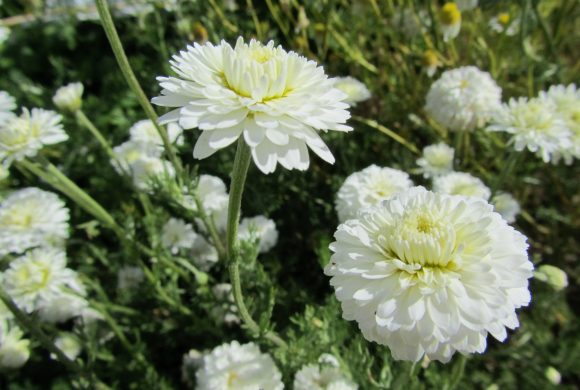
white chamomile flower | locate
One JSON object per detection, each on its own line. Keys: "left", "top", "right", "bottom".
{"left": 111, "top": 139, "right": 161, "bottom": 175}
{"left": 1, "top": 248, "right": 82, "bottom": 315}
{"left": 486, "top": 97, "right": 572, "bottom": 163}
{"left": 0, "top": 90, "right": 17, "bottom": 126}
{"left": 0, "top": 108, "right": 68, "bottom": 163}
{"left": 52, "top": 333, "right": 82, "bottom": 361}
{"left": 425, "top": 66, "right": 502, "bottom": 132}
{"left": 492, "top": 192, "right": 520, "bottom": 223}
{"left": 489, "top": 13, "right": 519, "bottom": 36}
{"left": 195, "top": 340, "right": 284, "bottom": 390}
{"left": 433, "top": 172, "right": 491, "bottom": 200}
{"left": 293, "top": 364, "right": 358, "bottom": 390}
{"left": 539, "top": 84, "right": 580, "bottom": 162}
{"left": 0, "top": 320, "right": 30, "bottom": 369}
{"left": 152, "top": 37, "right": 352, "bottom": 174}
{"left": 210, "top": 283, "right": 240, "bottom": 326}
{"left": 0, "top": 187, "right": 69, "bottom": 257}
{"left": 117, "top": 266, "right": 145, "bottom": 291}
{"left": 129, "top": 119, "right": 184, "bottom": 146}
{"left": 190, "top": 235, "right": 219, "bottom": 272}
{"left": 422, "top": 50, "right": 441, "bottom": 78}
{"left": 325, "top": 187, "right": 533, "bottom": 362}
{"left": 332, "top": 77, "right": 371, "bottom": 107}
{"left": 129, "top": 156, "right": 175, "bottom": 191}
{"left": 238, "top": 215, "right": 278, "bottom": 253}
{"left": 161, "top": 217, "right": 198, "bottom": 254}
{"left": 336, "top": 165, "right": 413, "bottom": 222}
{"left": 439, "top": 3, "right": 461, "bottom": 42}
{"left": 416, "top": 143, "right": 454, "bottom": 178}
{"left": 53, "top": 82, "right": 84, "bottom": 113}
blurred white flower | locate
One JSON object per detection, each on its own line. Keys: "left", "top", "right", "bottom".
{"left": 190, "top": 235, "right": 219, "bottom": 272}
{"left": 294, "top": 363, "right": 358, "bottom": 390}
{"left": 489, "top": 13, "right": 519, "bottom": 36}
{"left": 336, "top": 165, "right": 413, "bottom": 222}
{"left": 128, "top": 155, "right": 175, "bottom": 191}
{"left": 52, "top": 333, "right": 82, "bottom": 361}
{"left": 111, "top": 139, "right": 161, "bottom": 175}
{"left": 53, "top": 82, "right": 84, "bottom": 113}
{"left": 545, "top": 367, "right": 562, "bottom": 385}
{"left": 152, "top": 37, "right": 352, "bottom": 174}
{"left": 238, "top": 215, "right": 278, "bottom": 253}
{"left": 182, "top": 175, "right": 230, "bottom": 232}
{"left": 391, "top": 8, "right": 430, "bottom": 39}
{"left": 0, "top": 320, "right": 30, "bottom": 369}
{"left": 196, "top": 340, "right": 283, "bottom": 390}
{"left": 425, "top": 66, "right": 502, "bottom": 132}
{"left": 37, "top": 288, "right": 90, "bottom": 324}
{"left": 491, "top": 192, "right": 520, "bottom": 223}
{"left": 117, "top": 266, "right": 145, "bottom": 291}
{"left": 182, "top": 349, "right": 204, "bottom": 386}
{"left": 0, "top": 108, "right": 68, "bottom": 163}
{"left": 439, "top": 3, "right": 462, "bottom": 42}
{"left": 210, "top": 283, "right": 240, "bottom": 326}
{"left": 487, "top": 97, "right": 572, "bottom": 163}
{"left": 0, "top": 187, "right": 69, "bottom": 257}
{"left": 416, "top": 143, "right": 454, "bottom": 178}
{"left": 161, "top": 217, "right": 198, "bottom": 254}
{"left": 332, "top": 77, "right": 370, "bottom": 107}
{"left": 0, "top": 90, "right": 17, "bottom": 126}
{"left": 433, "top": 172, "right": 491, "bottom": 200}
{"left": 455, "top": 0, "right": 478, "bottom": 10}
{"left": 325, "top": 187, "right": 533, "bottom": 362}
{"left": 539, "top": 84, "right": 580, "bottom": 163}
{"left": 318, "top": 353, "right": 340, "bottom": 368}
{"left": 535, "top": 265, "right": 568, "bottom": 291}
{"left": 129, "top": 119, "right": 184, "bottom": 146}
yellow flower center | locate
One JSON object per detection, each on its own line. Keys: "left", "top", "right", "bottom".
{"left": 498, "top": 13, "right": 510, "bottom": 26}
{"left": 439, "top": 3, "right": 461, "bottom": 26}
{"left": 226, "top": 371, "right": 238, "bottom": 387}
{"left": 1, "top": 208, "right": 35, "bottom": 228}
{"left": 422, "top": 50, "right": 439, "bottom": 67}
{"left": 248, "top": 46, "right": 275, "bottom": 64}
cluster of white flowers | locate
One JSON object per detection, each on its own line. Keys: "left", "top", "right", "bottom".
{"left": 161, "top": 217, "right": 198, "bottom": 254}
{"left": 332, "top": 77, "right": 371, "bottom": 107}
{"left": 293, "top": 357, "right": 358, "bottom": 390}
{"left": 0, "top": 108, "right": 68, "bottom": 164}
{"left": 433, "top": 171, "right": 491, "bottom": 200}
{"left": 111, "top": 119, "right": 183, "bottom": 190}
{"left": 210, "top": 283, "right": 240, "bottom": 326}
{"left": 238, "top": 215, "right": 278, "bottom": 253}
{"left": 425, "top": 66, "right": 502, "bottom": 132}
{"left": 195, "top": 340, "right": 283, "bottom": 390}
{"left": 335, "top": 165, "right": 413, "bottom": 222}
{"left": 0, "top": 187, "right": 70, "bottom": 257}
{"left": 491, "top": 192, "right": 521, "bottom": 223}
{"left": 53, "top": 82, "right": 84, "bottom": 113}
{"left": 416, "top": 142, "right": 454, "bottom": 178}
{"left": 325, "top": 187, "right": 533, "bottom": 362}
{"left": 153, "top": 37, "right": 352, "bottom": 174}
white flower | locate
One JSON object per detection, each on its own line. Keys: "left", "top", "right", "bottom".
{"left": 0, "top": 187, "right": 69, "bottom": 257}
{"left": 0, "top": 108, "right": 68, "bottom": 163}
{"left": 210, "top": 283, "right": 240, "bottom": 325}
{"left": 534, "top": 265, "right": 568, "bottom": 291}
{"left": 416, "top": 143, "right": 454, "bottom": 178}
{"left": 190, "top": 235, "right": 219, "bottom": 272}
{"left": 111, "top": 139, "right": 161, "bottom": 174}
{"left": 539, "top": 84, "right": 580, "bottom": 162}
{"left": 425, "top": 66, "right": 502, "bottom": 132}
{"left": 391, "top": 8, "right": 430, "bottom": 39}
{"left": 182, "top": 175, "right": 230, "bottom": 232}
{"left": 196, "top": 340, "right": 284, "bottom": 390}
{"left": 52, "top": 333, "right": 82, "bottom": 361}
{"left": 332, "top": 77, "right": 370, "bottom": 107}
{"left": 433, "top": 172, "right": 491, "bottom": 200}
{"left": 238, "top": 215, "right": 278, "bottom": 253}
{"left": 491, "top": 192, "right": 520, "bottom": 223}
{"left": 0, "top": 90, "right": 16, "bottom": 126}
{"left": 325, "top": 187, "right": 533, "bottom": 362}
{"left": 1, "top": 248, "right": 84, "bottom": 315}
{"left": 318, "top": 353, "right": 340, "bottom": 368}
{"left": 37, "top": 289, "right": 90, "bottom": 323}
{"left": 117, "top": 266, "right": 145, "bottom": 291}
{"left": 129, "top": 119, "right": 184, "bottom": 146}
{"left": 0, "top": 320, "right": 30, "bottom": 369}
{"left": 439, "top": 3, "right": 462, "bottom": 42}
{"left": 152, "top": 37, "right": 352, "bottom": 174}
{"left": 161, "top": 217, "right": 198, "bottom": 254}
{"left": 293, "top": 364, "right": 358, "bottom": 390}
{"left": 422, "top": 50, "right": 441, "bottom": 78}
{"left": 455, "top": 0, "right": 478, "bottom": 10}
{"left": 336, "top": 165, "right": 413, "bottom": 222}
{"left": 129, "top": 156, "right": 175, "bottom": 190}
{"left": 489, "top": 13, "right": 519, "bottom": 36}
{"left": 486, "top": 97, "right": 572, "bottom": 163}
{"left": 182, "top": 349, "right": 204, "bottom": 386}
{"left": 53, "top": 82, "right": 84, "bottom": 112}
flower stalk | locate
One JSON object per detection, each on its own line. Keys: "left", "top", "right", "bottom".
{"left": 75, "top": 110, "right": 115, "bottom": 159}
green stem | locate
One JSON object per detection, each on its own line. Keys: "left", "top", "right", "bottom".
{"left": 225, "top": 139, "right": 287, "bottom": 349}
{"left": 76, "top": 110, "right": 114, "bottom": 159}
{"left": 193, "top": 193, "right": 226, "bottom": 259}
{"left": 448, "top": 355, "right": 467, "bottom": 390}
{"left": 352, "top": 116, "right": 420, "bottom": 155}
{"left": 94, "top": 0, "right": 182, "bottom": 178}
{"left": 492, "top": 149, "right": 521, "bottom": 196}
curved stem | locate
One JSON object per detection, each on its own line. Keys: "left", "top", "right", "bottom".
{"left": 94, "top": 0, "right": 182, "bottom": 178}
{"left": 76, "top": 110, "right": 114, "bottom": 159}
{"left": 225, "top": 139, "right": 287, "bottom": 349}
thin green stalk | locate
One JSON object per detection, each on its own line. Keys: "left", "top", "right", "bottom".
{"left": 76, "top": 110, "right": 114, "bottom": 158}
{"left": 352, "top": 116, "right": 420, "bottom": 155}
{"left": 94, "top": 0, "right": 182, "bottom": 178}
{"left": 246, "top": 0, "right": 264, "bottom": 40}
{"left": 193, "top": 193, "right": 226, "bottom": 259}
{"left": 448, "top": 355, "right": 467, "bottom": 390}
{"left": 532, "top": 2, "right": 558, "bottom": 60}
{"left": 225, "top": 139, "right": 287, "bottom": 349}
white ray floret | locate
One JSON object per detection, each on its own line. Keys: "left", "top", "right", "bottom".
{"left": 433, "top": 172, "right": 491, "bottom": 200}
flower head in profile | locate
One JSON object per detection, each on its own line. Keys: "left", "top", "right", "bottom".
{"left": 439, "top": 3, "right": 461, "bottom": 42}
{"left": 489, "top": 12, "right": 519, "bottom": 36}
{"left": 161, "top": 217, "right": 198, "bottom": 254}
{"left": 486, "top": 97, "right": 572, "bottom": 163}
{"left": 336, "top": 165, "right": 413, "bottom": 222}
{"left": 422, "top": 50, "right": 441, "bottom": 78}
{"left": 325, "top": 187, "right": 533, "bottom": 362}
{"left": 0, "top": 90, "right": 17, "bottom": 126}
{"left": 332, "top": 77, "right": 370, "bottom": 107}
{"left": 53, "top": 82, "right": 84, "bottom": 113}
{"left": 491, "top": 192, "right": 520, "bottom": 223}
{"left": 535, "top": 265, "right": 568, "bottom": 291}
{"left": 433, "top": 172, "right": 491, "bottom": 200}
{"left": 195, "top": 340, "right": 283, "bottom": 390}
{"left": 0, "top": 108, "right": 68, "bottom": 163}
{"left": 0, "top": 187, "right": 69, "bottom": 257}
{"left": 416, "top": 142, "right": 454, "bottom": 178}
{"left": 52, "top": 333, "right": 82, "bottom": 361}
{"left": 425, "top": 66, "right": 502, "bottom": 132}
{"left": 152, "top": 37, "right": 352, "bottom": 174}
{"left": 238, "top": 215, "right": 278, "bottom": 253}
{"left": 0, "top": 320, "right": 30, "bottom": 369}
{"left": 129, "top": 119, "right": 184, "bottom": 147}
{"left": 294, "top": 363, "right": 358, "bottom": 390}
